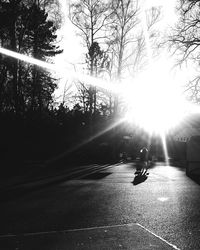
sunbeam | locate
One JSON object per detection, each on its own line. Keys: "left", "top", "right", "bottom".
{"left": 46, "top": 117, "right": 125, "bottom": 165}
{"left": 0, "top": 47, "right": 118, "bottom": 94}
{"left": 0, "top": 47, "right": 56, "bottom": 71}
{"left": 0, "top": 46, "right": 197, "bottom": 138}
{"left": 160, "top": 132, "right": 169, "bottom": 165}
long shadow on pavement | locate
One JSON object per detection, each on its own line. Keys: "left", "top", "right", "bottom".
{"left": 0, "top": 177, "right": 68, "bottom": 202}
{"left": 80, "top": 172, "right": 111, "bottom": 180}
{"left": 0, "top": 172, "right": 112, "bottom": 202}
{"left": 132, "top": 173, "right": 148, "bottom": 185}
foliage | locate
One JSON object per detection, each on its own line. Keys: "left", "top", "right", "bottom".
{"left": 0, "top": 0, "right": 62, "bottom": 113}
{"left": 0, "top": 1, "right": 163, "bottom": 169}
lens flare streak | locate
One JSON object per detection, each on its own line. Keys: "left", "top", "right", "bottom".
{"left": 0, "top": 47, "right": 56, "bottom": 71}
{"left": 0, "top": 0, "right": 194, "bottom": 164}
{"left": 160, "top": 132, "right": 169, "bottom": 165}
{"left": 0, "top": 47, "right": 119, "bottom": 94}
{"left": 46, "top": 118, "right": 125, "bottom": 164}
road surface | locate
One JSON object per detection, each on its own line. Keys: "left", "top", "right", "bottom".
{"left": 0, "top": 162, "right": 200, "bottom": 249}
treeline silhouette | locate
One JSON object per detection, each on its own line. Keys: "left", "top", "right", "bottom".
{"left": 0, "top": 1, "right": 139, "bottom": 175}
{"left": 0, "top": 104, "right": 141, "bottom": 175}
{"left": 0, "top": 1, "right": 160, "bottom": 177}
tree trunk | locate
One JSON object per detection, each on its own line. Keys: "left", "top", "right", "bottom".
{"left": 10, "top": 19, "right": 19, "bottom": 114}
{"left": 0, "top": 66, "right": 7, "bottom": 112}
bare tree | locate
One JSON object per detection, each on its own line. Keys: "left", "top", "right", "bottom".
{"left": 103, "top": 0, "right": 139, "bottom": 114}
{"left": 74, "top": 80, "right": 90, "bottom": 113}
{"left": 169, "top": 0, "right": 200, "bottom": 64}
{"left": 184, "top": 76, "right": 200, "bottom": 104}
{"left": 69, "top": 0, "right": 112, "bottom": 117}
{"left": 69, "top": 0, "right": 111, "bottom": 74}
{"left": 69, "top": 0, "right": 162, "bottom": 115}
{"left": 129, "top": 6, "right": 162, "bottom": 75}
{"left": 55, "top": 80, "right": 74, "bottom": 107}
{"left": 108, "top": 0, "right": 139, "bottom": 79}
{"left": 168, "top": 0, "right": 200, "bottom": 103}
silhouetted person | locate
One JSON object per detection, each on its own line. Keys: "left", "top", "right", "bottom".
{"left": 136, "top": 147, "right": 149, "bottom": 172}
{"left": 140, "top": 147, "right": 148, "bottom": 161}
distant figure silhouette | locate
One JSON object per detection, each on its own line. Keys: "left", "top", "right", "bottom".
{"left": 140, "top": 147, "right": 148, "bottom": 162}
{"left": 136, "top": 147, "right": 149, "bottom": 171}
{"left": 133, "top": 147, "right": 149, "bottom": 184}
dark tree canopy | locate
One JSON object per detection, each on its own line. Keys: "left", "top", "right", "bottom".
{"left": 0, "top": 0, "right": 62, "bottom": 113}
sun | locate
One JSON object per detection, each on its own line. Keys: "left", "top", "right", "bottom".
{"left": 123, "top": 59, "right": 188, "bottom": 135}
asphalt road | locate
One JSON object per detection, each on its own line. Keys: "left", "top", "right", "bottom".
{"left": 0, "top": 162, "right": 200, "bottom": 250}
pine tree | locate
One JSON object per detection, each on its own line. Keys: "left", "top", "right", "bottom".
{"left": 22, "top": 3, "right": 62, "bottom": 112}
{"left": 0, "top": 0, "right": 62, "bottom": 113}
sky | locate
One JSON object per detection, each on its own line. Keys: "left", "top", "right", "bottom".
{"left": 0, "top": 0, "right": 198, "bottom": 136}
{"left": 50, "top": 0, "right": 200, "bottom": 134}
{"left": 55, "top": 0, "right": 178, "bottom": 64}
{"left": 53, "top": 0, "right": 192, "bottom": 100}
{"left": 55, "top": 0, "right": 84, "bottom": 67}
{"left": 52, "top": 0, "right": 200, "bottom": 129}
{"left": 53, "top": 0, "right": 85, "bottom": 102}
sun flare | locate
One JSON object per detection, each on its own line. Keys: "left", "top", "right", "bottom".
{"left": 123, "top": 61, "right": 188, "bottom": 135}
